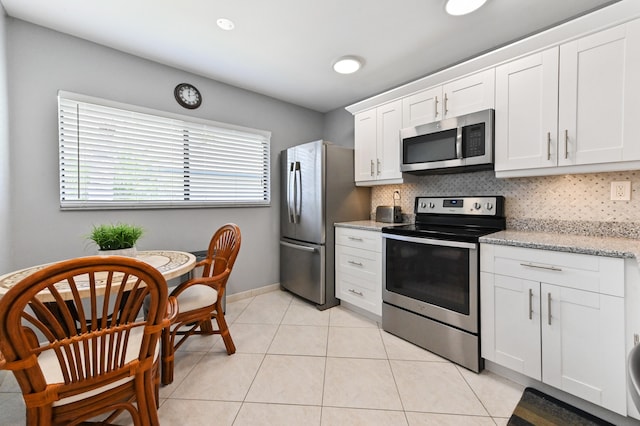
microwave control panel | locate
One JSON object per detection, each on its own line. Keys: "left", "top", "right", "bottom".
{"left": 462, "top": 123, "right": 486, "bottom": 158}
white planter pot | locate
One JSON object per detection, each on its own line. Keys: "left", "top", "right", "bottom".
{"left": 97, "top": 247, "right": 137, "bottom": 257}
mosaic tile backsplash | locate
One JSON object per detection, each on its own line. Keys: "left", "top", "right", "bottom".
{"left": 371, "top": 170, "right": 640, "bottom": 239}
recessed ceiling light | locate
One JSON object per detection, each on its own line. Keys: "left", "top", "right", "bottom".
{"left": 333, "top": 56, "right": 363, "bottom": 74}
{"left": 445, "top": 0, "right": 487, "bottom": 16}
{"left": 216, "top": 18, "right": 235, "bottom": 31}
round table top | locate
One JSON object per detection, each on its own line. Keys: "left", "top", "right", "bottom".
{"left": 0, "top": 250, "right": 197, "bottom": 300}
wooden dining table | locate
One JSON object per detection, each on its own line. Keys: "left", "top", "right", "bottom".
{"left": 0, "top": 250, "right": 197, "bottom": 301}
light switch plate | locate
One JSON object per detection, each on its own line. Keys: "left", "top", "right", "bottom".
{"left": 611, "top": 181, "right": 631, "bottom": 201}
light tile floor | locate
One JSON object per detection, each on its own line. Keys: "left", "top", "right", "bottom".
{"left": 0, "top": 290, "right": 525, "bottom": 425}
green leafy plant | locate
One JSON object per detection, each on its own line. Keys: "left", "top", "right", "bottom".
{"left": 88, "top": 223, "right": 144, "bottom": 251}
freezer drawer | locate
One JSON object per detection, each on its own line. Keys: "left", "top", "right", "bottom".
{"left": 280, "top": 239, "right": 325, "bottom": 305}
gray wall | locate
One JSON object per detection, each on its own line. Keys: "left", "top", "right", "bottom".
{"left": 0, "top": 9, "right": 9, "bottom": 274}
{"left": 4, "top": 18, "right": 325, "bottom": 295}
{"left": 323, "top": 107, "right": 354, "bottom": 148}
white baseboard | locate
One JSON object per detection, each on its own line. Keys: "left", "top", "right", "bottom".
{"left": 226, "top": 283, "right": 281, "bottom": 303}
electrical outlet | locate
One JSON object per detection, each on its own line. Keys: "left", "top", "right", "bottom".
{"left": 611, "top": 181, "right": 631, "bottom": 201}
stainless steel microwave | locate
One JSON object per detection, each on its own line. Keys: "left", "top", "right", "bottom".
{"left": 400, "top": 109, "right": 494, "bottom": 174}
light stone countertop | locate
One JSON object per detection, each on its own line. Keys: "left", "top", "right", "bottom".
{"left": 334, "top": 220, "right": 409, "bottom": 232}
{"left": 480, "top": 230, "right": 640, "bottom": 265}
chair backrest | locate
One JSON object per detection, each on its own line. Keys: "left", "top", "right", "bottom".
{"left": 203, "top": 223, "right": 241, "bottom": 279}
{"left": 0, "top": 256, "right": 168, "bottom": 408}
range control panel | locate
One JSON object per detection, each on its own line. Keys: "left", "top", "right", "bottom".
{"left": 415, "top": 196, "right": 504, "bottom": 216}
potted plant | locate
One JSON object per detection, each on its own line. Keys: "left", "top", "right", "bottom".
{"left": 88, "top": 223, "right": 144, "bottom": 257}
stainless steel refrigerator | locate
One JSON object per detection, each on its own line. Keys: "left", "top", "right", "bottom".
{"left": 280, "top": 140, "right": 370, "bottom": 310}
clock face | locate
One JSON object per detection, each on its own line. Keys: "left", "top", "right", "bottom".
{"left": 174, "top": 83, "right": 202, "bottom": 109}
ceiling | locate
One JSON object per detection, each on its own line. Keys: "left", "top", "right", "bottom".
{"left": 0, "top": 0, "right": 620, "bottom": 112}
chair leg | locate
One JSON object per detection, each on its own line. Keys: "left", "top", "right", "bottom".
{"left": 214, "top": 303, "right": 236, "bottom": 355}
{"left": 161, "top": 327, "right": 174, "bottom": 386}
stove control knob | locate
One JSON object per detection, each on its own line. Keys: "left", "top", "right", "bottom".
{"left": 473, "top": 202, "right": 482, "bottom": 210}
{"left": 420, "top": 202, "right": 427, "bottom": 209}
{"left": 428, "top": 202, "right": 435, "bottom": 209}
{"left": 485, "top": 202, "right": 494, "bottom": 211}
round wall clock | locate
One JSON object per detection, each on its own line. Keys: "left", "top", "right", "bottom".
{"left": 174, "top": 83, "right": 202, "bottom": 109}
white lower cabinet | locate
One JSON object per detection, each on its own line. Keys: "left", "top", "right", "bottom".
{"left": 481, "top": 244, "right": 626, "bottom": 415}
{"left": 335, "top": 227, "right": 382, "bottom": 316}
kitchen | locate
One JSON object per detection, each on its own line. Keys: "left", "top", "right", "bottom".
{"left": 1, "top": 0, "right": 640, "bottom": 424}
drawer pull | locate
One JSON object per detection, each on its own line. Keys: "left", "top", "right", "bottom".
{"left": 348, "top": 236, "right": 364, "bottom": 242}
{"left": 528, "top": 288, "right": 533, "bottom": 320}
{"left": 348, "top": 260, "right": 363, "bottom": 267}
{"left": 547, "top": 292, "right": 552, "bottom": 325}
{"left": 348, "top": 288, "right": 364, "bottom": 296}
{"left": 520, "top": 262, "right": 562, "bottom": 272}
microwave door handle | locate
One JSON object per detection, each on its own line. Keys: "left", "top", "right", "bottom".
{"left": 456, "top": 127, "right": 463, "bottom": 159}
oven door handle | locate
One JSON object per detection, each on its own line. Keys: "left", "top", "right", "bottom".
{"left": 382, "top": 233, "right": 477, "bottom": 250}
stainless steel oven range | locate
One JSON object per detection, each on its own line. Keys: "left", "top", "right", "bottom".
{"left": 382, "top": 196, "right": 505, "bottom": 372}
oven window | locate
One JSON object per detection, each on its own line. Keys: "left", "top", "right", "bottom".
{"left": 385, "top": 238, "right": 470, "bottom": 315}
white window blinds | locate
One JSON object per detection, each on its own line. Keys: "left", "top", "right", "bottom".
{"left": 58, "top": 91, "right": 271, "bottom": 209}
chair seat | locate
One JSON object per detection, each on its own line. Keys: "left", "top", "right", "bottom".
{"left": 176, "top": 284, "right": 219, "bottom": 313}
{"left": 38, "top": 327, "right": 158, "bottom": 407}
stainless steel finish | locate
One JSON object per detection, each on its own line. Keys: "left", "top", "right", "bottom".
{"left": 455, "top": 127, "right": 463, "bottom": 159}
{"left": 383, "top": 302, "right": 482, "bottom": 372}
{"left": 520, "top": 262, "right": 562, "bottom": 272}
{"left": 347, "top": 260, "right": 363, "bottom": 267}
{"left": 415, "top": 196, "right": 501, "bottom": 216}
{"left": 376, "top": 205, "right": 402, "bottom": 223}
{"left": 547, "top": 292, "right": 552, "bottom": 325}
{"left": 434, "top": 96, "right": 439, "bottom": 118}
{"left": 279, "top": 240, "right": 317, "bottom": 252}
{"left": 376, "top": 158, "right": 381, "bottom": 175}
{"left": 636, "top": 333, "right": 640, "bottom": 346}
{"left": 370, "top": 159, "right": 374, "bottom": 176}
{"left": 564, "top": 129, "right": 569, "bottom": 159}
{"left": 383, "top": 232, "right": 477, "bottom": 250}
{"left": 382, "top": 236, "right": 479, "bottom": 333}
{"left": 400, "top": 109, "right": 494, "bottom": 174}
{"left": 280, "top": 140, "right": 370, "bottom": 310}
{"left": 348, "top": 236, "right": 363, "bottom": 242}
{"left": 348, "top": 288, "right": 364, "bottom": 296}
{"left": 547, "top": 132, "right": 551, "bottom": 160}
{"left": 528, "top": 288, "right": 533, "bottom": 320}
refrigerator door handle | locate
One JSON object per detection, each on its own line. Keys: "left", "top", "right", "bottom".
{"left": 294, "top": 161, "right": 302, "bottom": 223}
{"left": 288, "top": 162, "right": 295, "bottom": 223}
{"left": 279, "top": 240, "right": 318, "bottom": 253}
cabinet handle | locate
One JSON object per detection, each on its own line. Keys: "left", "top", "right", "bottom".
{"left": 546, "top": 132, "right": 551, "bottom": 161}
{"left": 434, "top": 96, "right": 439, "bottom": 118}
{"left": 348, "top": 288, "right": 364, "bottom": 296}
{"left": 564, "top": 129, "right": 568, "bottom": 159}
{"left": 370, "top": 160, "right": 374, "bottom": 177}
{"left": 528, "top": 288, "right": 533, "bottom": 320}
{"left": 635, "top": 333, "right": 640, "bottom": 346}
{"left": 377, "top": 159, "right": 381, "bottom": 176}
{"left": 547, "top": 292, "right": 552, "bottom": 325}
{"left": 444, "top": 93, "right": 449, "bottom": 115}
{"left": 348, "top": 236, "right": 363, "bottom": 242}
{"left": 520, "top": 262, "right": 562, "bottom": 272}
{"left": 348, "top": 260, "right": 364, "bottom": 267}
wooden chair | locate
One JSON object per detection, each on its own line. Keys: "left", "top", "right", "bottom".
{"left": 0, "top": 256, "right": 176, "bottom": 426}
{"left": 161, "top": 223, "right": 241, "bottom": 385}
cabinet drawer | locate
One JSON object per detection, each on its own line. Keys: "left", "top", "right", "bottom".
{"left": 336, "top": 268, "right": 380, "bottom": 316}
{"left": 336, "top": 245, "right": 380, "bottom": 290}
{"left": 335, "top": 227, "right": 381, "bottom": 252}
{"left": 491, "top": 245, "right": 623, "bottom": 297}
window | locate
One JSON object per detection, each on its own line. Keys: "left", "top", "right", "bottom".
{"left": 58, "top": 91, "right": 271, "bottom": 209}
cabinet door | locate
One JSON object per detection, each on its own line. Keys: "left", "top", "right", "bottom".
{"left": 541, "top": 284, "right": 626, "bottom": 415}
{"left": 402, "top": 86, "right": 442, "bottom": 127}
{"left": 481, "top": 273, "right": 541, "bottom": 380}
{"left": 558, "top": 20, "right": 640, "bottom": 165}
{"left": 354, "top": 109, "right": 377, "bottom": 182}
{"left": 495, "top": 48, "right": 559, "bottom": 171}
{"left": 442, "top": 68, "right": 495, "bottom": 119}
{"left": 376, "top": 100, "right": 403, "bottom": 181}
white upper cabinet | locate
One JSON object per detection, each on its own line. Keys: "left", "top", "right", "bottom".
{"left": 495, "top": 18, "right": 640, "bottom": 176}
{"left": 354, "top": 100, "right": 405, "bottom": 185}
{"left": 402, "top": 69, "right": 495, "bottom": 128}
